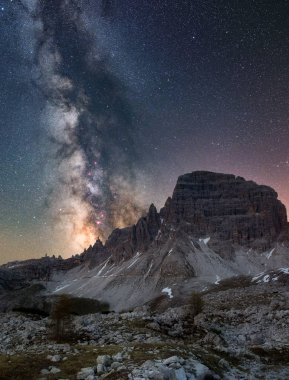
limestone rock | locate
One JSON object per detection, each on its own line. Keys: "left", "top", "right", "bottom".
{"left": 160, "top": 171, "right": 288, "bottom": 252}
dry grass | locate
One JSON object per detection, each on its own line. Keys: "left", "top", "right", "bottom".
{"left": 0, "top": 354, "right": 49, "bottom": 380}
{"left": 0, "top": 341, "right": 244, "bottom": 380}
{"left": 205, "top": 276, "right": 253, "bottom": 294}
{"left": 250, "top": 346, "right": 289, "bottom": 364}
{"left": 0, "top": 345, "right": 122, "bottom": 380}
{"left": 102, "top": 369, "right": 129, "bottom": 379}
{"left": 0, "top": 343, "right": 178, "bottom": 380}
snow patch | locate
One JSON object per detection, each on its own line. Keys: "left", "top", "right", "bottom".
{"left": 263, "top": 275, "right": 270, "bottom": 283}
{"left": 127, "top": 253, "right": 141, "bottom": 269}
{"left": 156, "top": 230, "right": 162, "bottom": 240}
{"left": 162, "top": 287, "right": 173, "bottom": 299}
{"left": 127, "top": 258, "right": 139, "bottom": 269}
{"left": 105, "top": 264, "right": 116, "bottom": 274}
{"left": 145, "top": 261, "right": 154, "bottom": 278}
{"left": 8, "top": 264, "right": 22, "bottom": 269}
{"left": 199, "top": 237, "right": 210, "bottom": 245}
{"left": 280, "top": 267, "right": 289, "bottom": 274}
{"left": 53, "top": 284, "right": 70, "bottom": 293}
{"left": 190, "top": 240, "right": 196, "bottom": 249}
{"left": 252, "top": 272, "right": 265, "bottom": 282}
{"left": 215, "top": 275, "right": 221, "bottom": 285}
{"left": 168, "top": 249, "right": 173, "bottom": 256}
{"left": 95, "top": 259, "right": 109, "bottom": 276}
{"left": 266, "top": 248, "right": 275, "bottom": 259}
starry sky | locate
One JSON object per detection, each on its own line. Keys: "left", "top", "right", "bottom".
{"left": 1, "top": 0, "right": 289, "bottom": 264}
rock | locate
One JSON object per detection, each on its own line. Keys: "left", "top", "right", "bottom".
{"left": 189, "top": 360, "right": 216, "bottom": 380}
{"left": 112, "top": 352, "right": 125, "bottom": 362}
{"left": 147, "top": 322, "right": 161, "bottom": 331}
{"left": 0, "top": 269, "right": 28, "bottom": 292}
{"left": 218, "top": 358, "right": 230, "bottom": 371}
{"left": 174, "top": 367, "right": 187, "bottom": 380}
{"left": 157, "top": 365, "right": 176, "bottom": 379}
{"left": 81, "top": 239, "right": 111, "bottom": 268}
{"left": 168, "top": 362, "right": 181, "bottom": 369}
{"left": 146, "top": 336, "right": 162, "bottom": 344}
{"left": 146, "top": 369, "right": 165, "bottom": 380}
{"left": 160, "top": 171, "right": 288, "bottom": 255}
{"left": 47, "top": 354, "right": 61, "bottom": 362}
{"left": 163, "top": 356, "right": 183, "bottom": 366}
{"left": 49, "top": 366, "right": 61, "bottom": 374}
{"left": 202, "top": 332, "right": 224, "bottom": 347}
{"left": 117, "top": 365, "right": 127, "bottom": 371}
{"left": 106, "top": 203, "right": 161, "bottom": 262}
{"left": 96, "top": 354, "right": 112, "bottom": 366}
{"left": 2, "top": 170, "right": 289, "bottom": 315}
{"left": 76, "top": 367, "right": 96, "bottom": 380}
{"left": 40, "top": 366, "right": 61, "bottom": 376}
{"left": 96, "top": 364, "right": 106, "bottom": 374}
{"left": 111, "top": 361, "right": 122, "bottom": 369}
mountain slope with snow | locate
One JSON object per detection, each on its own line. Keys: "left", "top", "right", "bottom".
{"left": 2, "top": 171, "right": 289, "bottom": 311}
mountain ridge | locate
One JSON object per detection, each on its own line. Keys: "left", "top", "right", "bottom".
{"left": 1, "top": 171, "right": 289, "bottom": 311}
{"left": 84, "top": 170, "right": 288, "bottom": 263}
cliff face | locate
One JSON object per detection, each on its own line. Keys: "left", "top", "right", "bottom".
{"left": 3, "top": 171, "right": 288, "bottom": 276}
{"left": 2, "top": 171, "right": 289, "bottom": 312}
{"left": 105, "top": 203, "right": 161, "bottom": 262}
{"left": 103, "top": 171, "right": 288, "bottom": 260}
{"left": 161, "top": 171, "right": 287, "bottom": 247}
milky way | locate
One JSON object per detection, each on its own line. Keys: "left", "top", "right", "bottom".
{"left": 28, "top": 0, "right": 146, "bottom": 250}
{"left": 1, "top": 0, "right": 289, "bottom": 263}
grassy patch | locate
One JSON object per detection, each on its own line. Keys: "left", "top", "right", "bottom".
{"left": 205, "top": 276, "right": 253, "bottom": 294}
{"left": 0, "top": 341, "right": 244, "bottom": 380}
{"left": 102, "top": 369, "right": 129, "bottom": 379}
{"left": 124, "top": 318, "right": 148, "bottom": 330}
{"left": 192, "top": 350, "right": 225, "bottom": 377}
{"left": 209, "top": 328, "right": 222, "bottom": 336}
{"left": 0, "top": 354, "right": 51, "bottom": 380}
{"left": 0, "top": 345, "right": 122, "bottom": 380}
{"left": 250, "top": 346, "right": 289, "bottom": 364}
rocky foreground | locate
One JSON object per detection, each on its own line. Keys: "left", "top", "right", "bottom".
{"left": 1, "top": 172, "right": 289, "bottom": 379}
{"left": 1, "top": 279, "right": 289, "bottom": 380}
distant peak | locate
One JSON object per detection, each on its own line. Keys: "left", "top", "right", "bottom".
{"left": 149, "top": 203, "right": 157, "bottom": 213}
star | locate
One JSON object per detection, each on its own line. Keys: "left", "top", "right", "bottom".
{"left": 1, "top": 0, "right": 289, "bottom": 264}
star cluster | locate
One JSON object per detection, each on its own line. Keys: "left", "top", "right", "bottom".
{"left": 0, "top": 0, "right": 289, "bottom": 263}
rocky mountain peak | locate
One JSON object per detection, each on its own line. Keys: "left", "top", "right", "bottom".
{"left": 92, "top": 238, "right": 104, "bottom": 250}
{"left": 159, "top": 171, "right": 287, "bottom": 252}
{"left": 3, "top": 171, "right": 288, "bottom": 306}
{"left": 2, "top": 171, "right": 289, "bottom": 315}
{"left": 101, "top": 171, "right": 288, "bottom": 262}
{"left": 105, "top": 203, "right": 161, "bottom": 263}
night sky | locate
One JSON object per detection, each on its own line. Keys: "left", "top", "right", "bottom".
{"left": 1, "top": 0, "right": 289, "bottom": 264}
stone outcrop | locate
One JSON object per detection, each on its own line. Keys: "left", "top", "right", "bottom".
{"left": 2, "top": 278, "right": 289, "bottom": 379}
{"left": 160, "top": 171, "right": 287, "bottom": 248}
{"left": 81, "top": 239, "right": 110, "bottom": 268}
{"left": 0, "top": 269, "right": 27, "bottom": 292}
{"left": 105, "top": 203, "right": 161, "bottom": 262}
{"left": 104, "top": 171, "right": 288, "bottom": 259}
{"left": 1, "top": 255, "right": 82, "bottom": 285}
{"left": 1, "top": 171, "right": 288, "bottom": 306}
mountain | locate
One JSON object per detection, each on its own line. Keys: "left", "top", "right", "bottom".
{"left": 105, "top": 171, "right": 288, "bottom": 261}
{"left": 2, "top": 171, "right": 289, "bottom": 311}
